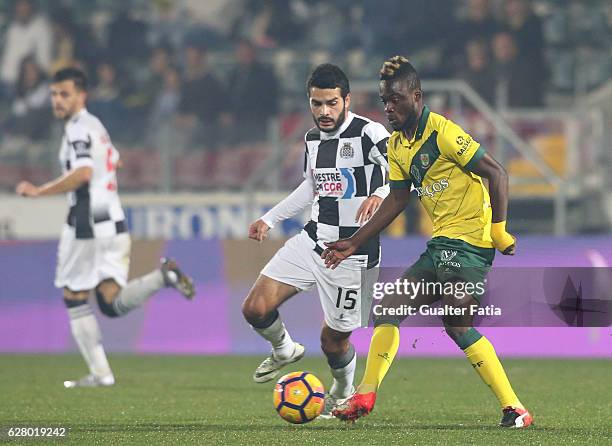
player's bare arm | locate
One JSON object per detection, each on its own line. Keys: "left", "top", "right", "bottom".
{"left": 355, "top": 195, "right": 383, "bottom": 224}
{"left": 323, "top": 187, "right": 410, "bottom": 269}
{"left": 468, "top": 153, "right": 516, "bottom": 255}
{"left": 15, "top": 166, "right": 93, "bottom": 198}
{"left": 356, "top": 178, "right": 390, "bottom": 224}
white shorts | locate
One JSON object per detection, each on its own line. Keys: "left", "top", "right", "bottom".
{"left": 261, "top": 231, "right": 378, "bottom": 332}
{"left": 54, "top": 225, "right": 131, "bottom": 291}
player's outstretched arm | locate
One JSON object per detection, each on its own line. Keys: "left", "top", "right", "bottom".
{"left": 248, "top": 179, "right": 315, "bottom": 242}
{"left": 15, "top": 166, "right": 92, "bottom": 198}
{"left": 322, "top": 188, "right": 410, "bottom": 268}
{"left": 468, "top": 152, "right": 516, "bottom": 255}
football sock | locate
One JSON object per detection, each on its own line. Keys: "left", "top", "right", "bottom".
{"left": 252, "top": 310, "right": 295, "bottom": 360}
{"left": 112, "top": 270, "right": 165, "bottom": 316}
{"left": 65, "top": 300, "right": 113, "bottom": 378}
{"left": 328, "top": 344, "right": 356, "bottom": 399}
{"left": 459, "top": 328, "right": 524, "bottom": 409}
{"left": 359, "top": 324, "right": 400, "bottom": 393}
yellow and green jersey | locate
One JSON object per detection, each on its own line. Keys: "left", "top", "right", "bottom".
{"left": 388, "top": 106, "right": 493, "bottom": 248}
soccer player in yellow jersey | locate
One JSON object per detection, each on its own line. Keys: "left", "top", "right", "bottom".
{"left": 322, "top": 56, "right": 533, "bottom": 428}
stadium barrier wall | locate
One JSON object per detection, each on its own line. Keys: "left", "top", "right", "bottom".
{"left": 1, "top": 236, "right": 611, "bottom": 357}
{"left": 0, "top": 194, "right": 305, "bottom": 240}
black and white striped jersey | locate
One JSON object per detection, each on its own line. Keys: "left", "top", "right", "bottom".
{"left": 303, "top": 112, "right": 390, "bottom": 269}
{"left": 59, "top": 108, "right": 126, "bottom": 239}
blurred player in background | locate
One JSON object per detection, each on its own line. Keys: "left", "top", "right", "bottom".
{"left": 323, "top": 56, "right": 532, "bottom": 428}
{"left": 243, "top": 64, "right": 390, "bottom": 418}
{"left": 15, "top": 67, "right": 195, "bottom": 388}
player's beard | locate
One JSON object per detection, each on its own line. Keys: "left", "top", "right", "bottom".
{"left": 54, "top": 105, "right": 76, "bottom": 121}
{"left": 400, "top": 107, "right": 419, "bottom": 134}
{"left": 314, "top": 101, "right": 347, "bottom": 133}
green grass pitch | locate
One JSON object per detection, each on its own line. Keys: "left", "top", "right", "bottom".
{"left": 0, "top": 355, "right": 610, "bottom": 445}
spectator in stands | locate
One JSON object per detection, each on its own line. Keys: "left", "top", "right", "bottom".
{"left": 134, "top": 45, "right": 173, "bottom": 113}
{"left": 460, "top": 39, "right": 496, "bottom": 105}
{"left": 107, "top": 10, "right": 149, "bottom": 69}
{"left": 503, "top": 0, "right": 545, "bottom": 74}
{"left": 304, "top": 0, "right": 360, "bottom": 52}
{"left": 119, "top": 45, "right": 175, "bottom": 141}
{"left": 4, "top": 58, "right": 51, "bottom": 140}
{"left": 151, "top": 45, "right": 173, "bottom": 78}
{"left": 0, "top": 0, "right": 52, "bottom": 96}
{"left": 364, "top": 0, "right": 456, "bottom": 77}
{"left": 236, "top": 0, "right": 304, "bottom": 48}
{"left": 444, "top": 0, "right": 498, "bottom": 75}
{"left": 361, "top": 0, "right": 405, "bottom": 56}
{"left": 155, "top": 67, "right": 182, "bottom": 119}
{"left": 492, "top": 31, "right": 544, "bottom": 108}
{"left": 220, "top": 39, "right": 279, "bottom": 144}
{"left": 48, "top": 6, "right": 99, "bottom": 74}
{"left": 183, "top": 0, "right": 243, "bottom": 49}
{"left": 147, "top": 0, "right": 188, "bottom": 51}
{"left": 460, "top": 0, "right": 499, "bottom": 43}
{"left": 89, "top": 61, "right": 127, "bottom": 140}
{"left": 49, "top": 11, "right": 77, "bottom": 73}
{"left": 175, "top": 43, "right": 223, "bottom": 149}
{"left": 148, "top": 66, "right": 182, "bottom": 148}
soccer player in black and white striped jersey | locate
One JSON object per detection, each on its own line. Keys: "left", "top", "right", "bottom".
{"left": 15, "top": 68, "right": 196, "bottom": 388}
{"left": 242, "top": 64, "right": 390, "bottom": 418}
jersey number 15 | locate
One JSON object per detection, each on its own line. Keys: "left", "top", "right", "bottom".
{"left": 335, "top": 288, "right": 357, "bottom": 310}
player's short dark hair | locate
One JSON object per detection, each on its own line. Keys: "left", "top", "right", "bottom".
{"left": 379, "top": 56, "right": 421, "bottom": 91}
{"left": 52, "top": 67, "right": 88, "bottom": 91}
{"left": 307, "top": 64, "right": 350, "bottom": 98}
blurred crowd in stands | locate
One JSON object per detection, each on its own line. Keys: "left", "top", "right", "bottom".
{"left": 0, "top": 0, "right": 610, "bottom": 187}
{"left": 0, "top": 0, "right": 284, "bottom": 147}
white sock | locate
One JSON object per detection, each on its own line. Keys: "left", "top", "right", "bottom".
{"left": 68, "top": 304, "right": 113, "bottom": 378}
{"left": 112, "top": 269, "right": 165, "bottom": 315}
{"left": 253, "top": 313, "right": 295, "bottom": 360}
{"left": 329, "top": 350, "right": 357, "bottom": 399}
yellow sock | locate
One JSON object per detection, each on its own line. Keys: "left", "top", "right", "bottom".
{"left": 359, "top": 324, "right": 400, "bottom": 393}
{"left": 464, "top": 335, "right": 523, "bottom": 409}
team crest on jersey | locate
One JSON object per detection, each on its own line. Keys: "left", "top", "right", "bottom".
{"left": 340, "top": 142, "right": 354, "bottom": 159}
{"left": 420, "top": 153, "right": 430, "bottom": 167}
{"left": 440, "top": 250, "right": 457, "bottom": 262}
{"left": 410, "top": 165, "right": 422, "bottom": 183}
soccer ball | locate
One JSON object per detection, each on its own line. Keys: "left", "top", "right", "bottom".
{"left": 273, "top": 371, "right": 325, "bottom": 424}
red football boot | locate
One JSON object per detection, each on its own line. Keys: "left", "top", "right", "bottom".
{"left": 500, "top": 406, "right": 533, "bottom": 428}
{"left": 332, "top": 392, "right": 377, "bottom": 422}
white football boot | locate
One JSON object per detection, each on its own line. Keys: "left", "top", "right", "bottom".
{"left": 63, "top": 373, "right": 115, "bottom": 388}
{"left": 319, "top": 387, "right": 355, "bottom": 419}
{"left": 253, "top": 343, "right": 305, "bottom": 383}
{"left": 161, "top": 258, "right": 196, "bottom": 299}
